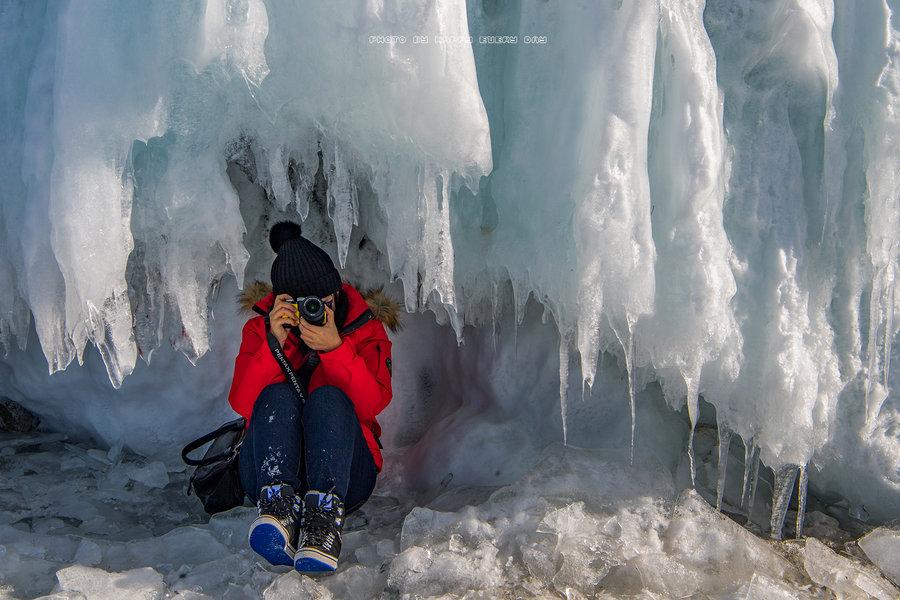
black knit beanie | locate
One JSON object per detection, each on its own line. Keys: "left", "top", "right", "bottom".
{"left": 269, "top": 221, "right": 342, "bottom": 299}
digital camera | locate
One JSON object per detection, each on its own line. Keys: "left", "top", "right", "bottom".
{"left": 291, "top": 295, "right": 327, "bottom": 327}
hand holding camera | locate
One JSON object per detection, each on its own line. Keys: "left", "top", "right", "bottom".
{"left": 268, "top": 293, "right": 342, "bottom": 352}
{"left": 268, "top": 294, "right": 299, "bottom": 347}
{"left": 297, "top": 298, "right": 342, "bottom": 352}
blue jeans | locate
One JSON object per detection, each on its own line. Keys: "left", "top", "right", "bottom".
{"left": 238, "top": 383, "right": 378, "bottom": 514}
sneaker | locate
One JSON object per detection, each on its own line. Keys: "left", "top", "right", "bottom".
{"left": 248, "top": 483, "right": 302, "bottom": 566}
{"left": 294, "top": 490, "right": 345, "bottom": 573}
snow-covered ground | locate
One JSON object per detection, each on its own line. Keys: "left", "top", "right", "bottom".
{"left": 1, "top": 430, "right": 897, "bottom": 600}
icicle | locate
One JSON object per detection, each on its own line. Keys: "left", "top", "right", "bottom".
{"left": 683, "top": 374, "right": 700, "bottom": 486}
{"left": 882, "top": 270, "right": 894, "bottom": 388}
{"left": 864, "top": 264, "right": 896, "bottom": 433}
{"left": 627, "top": 340, "right": 636, "bottom": 464}
{"left": 510, "top": 279, "right": 523, "bottom": 366}
{"left": 611, "top": 320, "right": 637, "bottom": 464}
{"left": 747, "top": 449, "right": 761, "bottom": 515}
{"left": 558, "top": 333, "right": 570, "bottom": 445}
{"left": 325, "top": 145, "right": 359, "bottom": 269}
{"left": 512, "top": 299, "right": 518, "bottom": 366}
{"left": 715, "top": 423, "right": 733, "bottom": 511}
{"left": 585, "top": 351, "right": 601, "bottom": 403}
{"left": 740, "top": 438, "right": 757, "bottom": 509}
{"left": 769, "top": 465, "right": 799, "bottom": 540}
{"left": 795, "top": 465, "right": 809, "bottom": 539}
{"left": 512, "top": 280, "right": 528, "bottom": 326}
{"left": 490, "top": 280, "right": 499, "bottom": 354}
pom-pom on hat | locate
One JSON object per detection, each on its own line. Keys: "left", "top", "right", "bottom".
{"left": 269, "top": 221, "right": 342, "bottom": 299}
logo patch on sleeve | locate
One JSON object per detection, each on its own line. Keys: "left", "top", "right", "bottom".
{"left": 385, "top": 357, "right": 392, "bottom": 377}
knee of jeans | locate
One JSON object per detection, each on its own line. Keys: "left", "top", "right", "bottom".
{"left": 305, "top": 385, "right": 354, "bottom": 417}
{"left": 253, "top": 383, "right": 297, "bottom": 416}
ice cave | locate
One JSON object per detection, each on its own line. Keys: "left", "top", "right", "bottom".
{"left": 0, "top": 0, "right": 898, "bottom": 598}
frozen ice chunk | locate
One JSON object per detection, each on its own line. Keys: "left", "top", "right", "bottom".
{"left": 262, "top": 573, "right": 332, "bottom": 599}
{"left": 538, "top": 502, "right": 618, "bottom": 594}
{"left": 104, "top": 528, "right": 229, "bottom": 573}
{"left": 802, "top": 538, "right": 897, "bottom": 600}
{"left": 351, "top": 538, "right": 396, "bottom": 568}
{"left": 741, "top": 573, "right": 817, "bottom": 600}
{"left": 59, "top": 456, "right": 87, "bottom": 471}
{"left": 165, "top": 555, "right": 255, "bottom": 598}
{"left": 376, "top": 539, "right": 396, "bottom": 558}
{"left": 72, "top": 539, "right": 102, "bottom": 567}
{"left": 387, "top": 542, "right": 504, "bottom": 598}
{"left": 106, "top": 443, "right": 123, "bottom": 464}
{"left": 105, "top": 460, "right": 169, "bottom": 489}
{"left": 320, "top": 564, "right": 384, "bottom": 600}
{"left": 129, "top": 461, "right": 169, "bottom": 489}
{"left": 86, "top": 450, "right": 112, "bottom": 466}
{"left": 55, "top": 565, "right": 165, "bottom": 600}
{"left": 398, "top": 506, "right": 461, "bottom": 551}
{"left": 0, "top": 525, "right": 82, "bottom": 597}
{"left": 858, "top": 527, "right": 900, "bottom": 586}
{"left": 665, "top": 490, "right": 804, "bottom": 589}
{"left": 168, "top": 593, "right": 213, "bottom": 600}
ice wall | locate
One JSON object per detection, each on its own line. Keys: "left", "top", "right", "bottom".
{"left": 1, "top": 0, "right": 490, "bottom": 385}
{"left": 0, "top": 0, "right": 898, "bottom": 528}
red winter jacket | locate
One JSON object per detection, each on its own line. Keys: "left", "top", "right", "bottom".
{"left": 227, "top": 281, "right": 393, "bottom": 472}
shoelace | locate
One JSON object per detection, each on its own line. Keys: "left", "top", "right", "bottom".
{"left": 303, "top": 505, "right": 340, "bottom": 548}
{"left": 302, "top": 486, "right": 342, "bottom": 549}
{"left": 259, "top": 487, "right": 301, "bottom": 526}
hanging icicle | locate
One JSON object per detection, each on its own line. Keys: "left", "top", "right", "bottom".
{"left": 795, "top": 465, "right": 809, "bottom": 539}
{"left": 747, "top": 448, "right": 761, "bottom": 519}
{"left": 716, "top": 423, "right": 734, "bottom": 511}
{"left": 684, "top": 374, "right": 700, "bottom": 487}
{"left": 740, "top": 437, "right": 757, "bottom": 510}
{"left": 611, "top": 319, "right": 638, "bottom": 464}
{"left": 769, "top": 465, "right": 799, "bottom": 540}
{"left": 558, "top": 332, "right": 570, "bottom": 446}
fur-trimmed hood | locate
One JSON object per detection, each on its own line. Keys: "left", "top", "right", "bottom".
{"left": 238, "top": 280, "right": 403, "bottom": 334}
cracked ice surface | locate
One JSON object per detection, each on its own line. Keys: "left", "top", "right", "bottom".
{"left": 2, "top": 433, "right": 898, "bottom": 599}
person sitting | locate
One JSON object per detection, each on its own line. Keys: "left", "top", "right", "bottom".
{"left": 227, "top": 221, "right": 400, "bottom": 573}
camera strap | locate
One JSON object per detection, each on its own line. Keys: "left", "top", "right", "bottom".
{"left": 264, "top": 308, "right": 376, "bottom": 404}
{"left": 265, "top": 308, "right": 384, "bottom": 450}
{"left": 266, "top": 330, "right": 308, "bottom": 403}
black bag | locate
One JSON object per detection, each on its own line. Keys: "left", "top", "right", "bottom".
{"left": 182, "top": 417, "right": 246, "bottom": 515}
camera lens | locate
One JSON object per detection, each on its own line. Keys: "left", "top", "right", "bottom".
{"left": 300, "top": 297, "right": 326, "bottom": 326}
{"left": 303, "top": 297, "right": 321, "bottom": 312}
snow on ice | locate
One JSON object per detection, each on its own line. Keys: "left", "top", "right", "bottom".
{"left": 1, "top": 431, "right": 898, "bottom": 599}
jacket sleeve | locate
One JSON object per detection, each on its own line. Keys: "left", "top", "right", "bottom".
{"left": 227, "top": 317, "right": 298, "bottom": 420}
{"left": 317, "top": 325, "right": 393, "bottom": 425}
